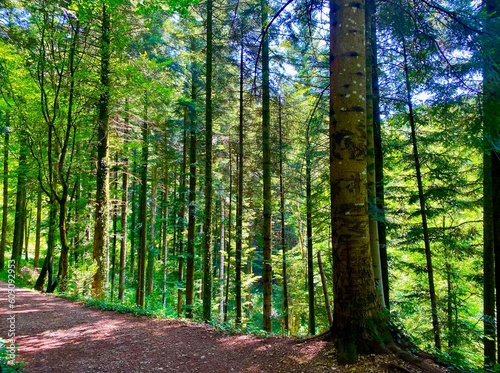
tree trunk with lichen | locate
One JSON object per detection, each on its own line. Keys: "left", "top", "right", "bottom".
{"left": 329, "top": 0, "right": 388, "bottom": 363}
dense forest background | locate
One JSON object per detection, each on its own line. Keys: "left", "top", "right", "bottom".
{"left": 0, "top": 0, "right": 499, "bottom": 370}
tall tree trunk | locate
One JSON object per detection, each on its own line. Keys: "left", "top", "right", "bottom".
{"left": 110, "top": 160, "right": 119, "bottom": 300}
{"left": 136, "top": 102, "right": 149, "bottom": 308}
{"left": 224, "top": 150, "right": 233, "bottom": 323}
{"left": 161, "top": 161, "right": 169, "bottom": 308}
{"left": 329, "top": 0, "right": 387, "bottom": 363}
{"left": 402, "top": 40, "right": 441, "bottom": 351}
{"left": 483, "top": 0, "right": 500, "bottom": 365}
{"left": 369, "top": 0, "right": 389, "bottom": 308}
{"left": 177, "top": 126, "right": 188, "bottom": 317}
{"left": 365, "top": 0, "right": 385, "bottom": 308}
{"left": 219, "top": 198, "right": 225, "bottom": 319}
{"left": 56, "top": 195, "right": 71, "bottom": 292}
{"left": 147, "top": 164, "right": 157, "bottom": 295}
{"left": 119, "top": 157, "right": 128, "bottom": 302}
{"left": 484, "top": 147, "right": 496, "bottom": 366}
{"left": 202, "top": 0, "right": 214, "bottom": 322}
{"left": 185, "top": 60, "right": 198, "bottom": 319}
{"left": 0, "top": 127, "right": 9, "bottom": 271}
{"left": 278, "top": 96, "right": 289, "bottom": 333}
{"left": 12, "top": 130, "right": 28, "bottom": 271}
{"left": 235, "top": 41, "right": 244, "bottom": 328}
{"left": 261, "top": 0, "right": 273, "bottom": 333}
{"left": 92, "top": 3, "right": 111, "bottom": 299}
{"left": 306, "top": 144, "right": 315, "bottom": 335}
{"left": 34, "top": 181, "right": 42, "bottom": 269}
{"left": 130, "top": 150, "right": 138, "bottom": 278}
{"left": 318, "top": 251, "right": 333, "bottom": 325}
{"left": 35, "top": 197, "right": 57, "bottom": 292}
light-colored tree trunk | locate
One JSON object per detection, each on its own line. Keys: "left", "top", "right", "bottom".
{"left": 329, "top": 0, "right": 387, "bottom": 363}
{"left": 219, "top": 198, "right": 225, "bottom": 319}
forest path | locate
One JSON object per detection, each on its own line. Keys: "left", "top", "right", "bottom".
{"left": 1, "top": 282, "right": 442, "bottom": 372}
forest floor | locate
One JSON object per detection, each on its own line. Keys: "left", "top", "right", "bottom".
{"left": 0, "top": 282, "right": 451, "bottom": 373}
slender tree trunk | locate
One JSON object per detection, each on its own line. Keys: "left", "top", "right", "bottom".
{"left": 56, "top": 196, "right": 71, "bottom": 292}
{"left": 202, "top": 0, "right": 214, "bottom": 322}
{"left": 119, "top": 157, "right": 128, "bottom": 302}
{"left": 185, "top": 60, "right": 198, "bottom": 319}
{"left": 92, "top": 3, "right": 111, "bottom": 299}
{"left": 304, "top": 109, "right": 316, "bottom": 335}
{"left": 34, "top": 181, "right": 42, "bottom": 269}
{"left": 402, "top": 40, "right": 441, "bottom": 351}
{"left": 329, "top": 0, "right": 387, "bottom": 363}
{"left": 306, "top": 147, "right": 315, "bottom": 335}
{"left": 35, "top": 197, "right": 57, "bottom": 292}
{"left": 219, "top": 198, "right": 225, "bottom": 319}
{"left": 261, "top": 0, "right": 273, "bottom": 333}
{"left": 136, "top": 102, "right": 149, "bottom": 308}
{"left": 318, "top": 251, "right": 333, "bottom": 325}
{"left": 110, "top": 160, "right": 119, "bottom": 300}
{"left": 369, "top": 0, "right": 389, "bottom": 307}
{"left": 224, "top": 150, "right": 233, "bottom": 323}
{"left": 483, "top": 0, "right": 500, "bottom": 367}
{"left": 161, "top": 166, "right": 169, "bottom": 308}
{"left": 235, "top": 41, "right": 244, "bottom": 328}
{"left": 24, "top": 207, "right": 30, "bottom": 261}
{"left": 493, "top": 152, "right": 500, "bottom": 363}
{"left": 366, "top": 0, "right": 385, "bottom": 308}
{"left": 483, "top": 0, "right": 500, "bottom": 365}
{"left": 278, "top": 96, "right": 289, "bottom": 333}
{"left": 0, "top": 128, "right": 9, "bottom": 271}
{"left": 130, "top": 150, "right": 138, "bottom": 278}
{"left": 177, "top": 126, "right": 188, "bottom": 317}
{"left": 12, "top": 131, "right": 28, "bottom": 271}
{"left": 147, "top": 164, "right": 157, "bottom": 295}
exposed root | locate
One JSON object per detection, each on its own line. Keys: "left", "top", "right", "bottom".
{"left": 296, "top": 328, "right": 332, "bottom": 343}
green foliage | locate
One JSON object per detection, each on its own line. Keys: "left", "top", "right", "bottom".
{"left": 0, "top": 339, "right": 24, "bottom": 372}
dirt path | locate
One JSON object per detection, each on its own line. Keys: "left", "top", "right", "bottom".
{"left": 1, "top": 282, "right": 446, "bottom": 372}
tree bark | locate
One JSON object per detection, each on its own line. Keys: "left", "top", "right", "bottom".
{"left": 219, "top": 198, "right": 225, "bottom": 319}
{"left": 185, "top": 59, "right": 198, "bottom": 319}
{"left": 177, "top": 126, "right": 188, "bottom": 317}
{"left": 0, "top": 127, "right": 9, "bottom": 271}
{"left": 119, "top": 157, "right": 128, "bottom": 302}
{"left": 329, "top": 0, "right": 388, "bottom": 363}
{"left": 366, "top": 0, "right": 385, "bottom": 308}
{"left": 12, "top": 130, "right": 28, "bottom": 271}
{"left": 203, "top": 0, "right": 214, "bottom": 321}
{"left": 306, "top": 139, "right": 315, "bottom": 335}
{"left": 235, "top": 41, "right": 244, "bottom": 328}
{"left": 483, "top": 0, "right": 500, "bottom": 365}
{"left": 261, "top": 0, "right": 273, "bottom": 333}
{"left": 92, "top": 3, "right": 111, "bottom": 299}
{"left": 278, "top": 96, "right": 289, "bottom": 333}
{"left": 146, "top": 164, "right": 157, "bottom": 296}
{"left": 136, "top": 101, "right": 149, "bottom": 308}
{"left": 318, "top": 251, "right": 333, "bottom": 325}
{"left": 34, "top": 180, "right": 42, "bottom": 269}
